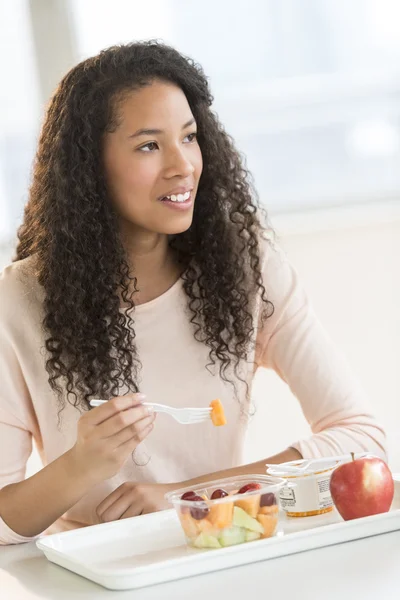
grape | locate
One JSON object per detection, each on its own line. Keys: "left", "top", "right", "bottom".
{"left": 180, "top": 491, "right": 198, "bottom": 513}
{"left": 260, "top": 492, "right": 277, "bottom": 507}
{"left": 211, "top": 488, "right": 229, "bottom": 500}
{"left": 181, "top": 491, "right": 197, "bottom": 501}
{"left": 238, "top": 482, "right": 262, "bottom": 494}
{"left": 189, "top": 495, "right": 210, "bottom": 520}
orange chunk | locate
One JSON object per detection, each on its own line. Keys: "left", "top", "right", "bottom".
{"left": 210, "top": 399, "right": 227, "bottom": 426}
{"left": 208, "top": 501, "right": 234, "bottom": 529}
{"left": 257, "top": 514, "right": 278, "bottom": 538}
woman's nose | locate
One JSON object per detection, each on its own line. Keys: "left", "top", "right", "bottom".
{"left": 164, "top": 148, "right": 195, "bottom": 179}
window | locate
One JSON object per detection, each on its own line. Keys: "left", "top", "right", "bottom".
{"left": 0, "top": 0, "right": 40, "bottom": 250}
{"left": 70, "top": 0, "right": 400, "bottom": 212}
{"left": 1, "top": 0, "right": 399, "bottom": 263}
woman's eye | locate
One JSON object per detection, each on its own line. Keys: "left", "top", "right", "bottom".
{"left": 184, "top": 132, "right": 197, "bottom": 143}
{"left": 138, "top": 141, "right": 159, "bottom": 152}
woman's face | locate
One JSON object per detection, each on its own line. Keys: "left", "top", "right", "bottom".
{"left": 103, "top": 80, "right": 203, "bottom": 236}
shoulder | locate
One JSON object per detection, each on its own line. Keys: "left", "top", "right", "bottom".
{"left": 0, "top": 255, "right": 44, "bottom": 324}
{"left": 258, "top": 232, "right": 293, "bottom": 289}
{"left": 255, "top": 232, "right": 308, "bottom": 325}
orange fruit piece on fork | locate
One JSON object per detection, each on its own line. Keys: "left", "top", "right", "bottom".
{"left": 210, "top": 398, "right": 227, "bottom": 426}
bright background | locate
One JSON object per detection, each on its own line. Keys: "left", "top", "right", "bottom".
{"left": 0, "top": 0, "right": 399, "bottom": 473}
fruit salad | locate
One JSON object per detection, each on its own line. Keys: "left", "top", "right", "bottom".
{"left": 166, "top": 475, "right": 286, "bottom": 549}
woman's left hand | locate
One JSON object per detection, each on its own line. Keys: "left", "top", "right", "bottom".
{"left": 96, "top": 482, "right": 177, "bottom": 522}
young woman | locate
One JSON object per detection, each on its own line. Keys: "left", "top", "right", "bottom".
{"left": 0, "top": 42, "right": 386, "bottom": 544}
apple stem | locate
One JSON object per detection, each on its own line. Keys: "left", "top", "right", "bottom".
{"left": 351, "top": 452, "right": 355, "bottom": 461}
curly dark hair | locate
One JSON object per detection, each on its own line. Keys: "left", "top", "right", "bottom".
{"left": 14, "top": 41, "right": 274, "bottom": 411}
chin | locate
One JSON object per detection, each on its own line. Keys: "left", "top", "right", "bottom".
{"left": 157, "top": 215, "right": 193, "bottom": 235}
{"left": 120, "top": 209, "right": 194, "bottom": 237}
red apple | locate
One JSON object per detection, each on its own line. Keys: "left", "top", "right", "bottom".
{"left": 330, "top": 454, "right": 394, "bottom": 521}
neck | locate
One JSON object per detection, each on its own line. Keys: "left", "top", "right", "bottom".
{"left": 120, "top": 226, "right": 180, "bottom": 305}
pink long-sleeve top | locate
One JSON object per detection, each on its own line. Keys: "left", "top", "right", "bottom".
{"left": 0, "top": 242, "right": 386, "bottom": 544}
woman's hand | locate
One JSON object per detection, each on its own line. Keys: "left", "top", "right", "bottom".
{"left": 96, "top": 481, "right": 176, "bottom": 522}
{"left": 68, "top": 393, "right": 156, "bottom": 484}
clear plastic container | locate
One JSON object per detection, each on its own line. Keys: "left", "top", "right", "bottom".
{"left": 165, "top": 474, "right": 286, "bottom": 550}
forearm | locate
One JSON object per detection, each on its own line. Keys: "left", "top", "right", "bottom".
{"left": 181, "top": 447, "right": 302, "bottom": 488}
{"left": 0, "top": 449, "right": 94, "bottom": 538}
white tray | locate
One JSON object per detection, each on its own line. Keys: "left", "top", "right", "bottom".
{"left": 37, "top": 476, "right": 400, "bottom": 591}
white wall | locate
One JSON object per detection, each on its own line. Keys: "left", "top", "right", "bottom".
{"left": 245, "top": 210, "right": 400, "bottom": 471}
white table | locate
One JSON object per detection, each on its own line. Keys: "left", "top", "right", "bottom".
{"left": 1, "top": 531, "right": 400, "bottom": 599}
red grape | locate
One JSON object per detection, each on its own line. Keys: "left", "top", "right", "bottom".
{"left": 211, "top": 488, "right": 229, "bottom": 500}
{"left": 238, "top": 482, "right": 262, "bottom": 494}
{"left": 181, "top": 491, "right": 197, "bottom": 501}
{"left": 189, "top": 495, "right": 210, "bottom": 520}
{"left": 260, "top": 492, "right": 276, "bottom": 507}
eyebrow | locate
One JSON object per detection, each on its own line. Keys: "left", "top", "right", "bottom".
{"left": 128, "top": 118, "right": 196, "bottom": 139}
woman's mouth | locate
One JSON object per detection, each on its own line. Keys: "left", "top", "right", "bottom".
{"left": 159, "top": 190, "right": 193, "bottom": 210}
{"left": 160, "top": 190, "right": 191, "bottom": 203}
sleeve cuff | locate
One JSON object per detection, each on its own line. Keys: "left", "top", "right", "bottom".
{"left": 0, "top": 515, "right": 41, "bottom": 545}
{"left": 290, "top": 433, "right": 387, "bottom": 463}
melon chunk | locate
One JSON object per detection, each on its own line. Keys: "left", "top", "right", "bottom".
{"left": 234, "top": 494, "right": 260, "bottom": 518}
{"left": 197, "top": 518, "right": 220, "bottom": 536}
{"left": 258, "top": 504, "right": 279, "bottom": 516}
{"left": 233, "top": 506, "right": 264, "bottom": 534}
{"left": 208, "top": 501, "right": 234, "bottom": 529}
{"left": 257, "top": 513, "right": 278, "bottom": 538}
{"left": 219, "top": 526, "right": 246, "bottom": 547}
{"left": 194, "top": 532, "right": 221, "bottom": 549}
{"left": 210, "top": 399, "right": 226, "bottom": 426}
{"left": 179, "top": 512, "right": 200, "bottom": 538}
{"left": 245, "top": 530, "right": 261, "bottom": 542}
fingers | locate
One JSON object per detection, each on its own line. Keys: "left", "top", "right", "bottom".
{"left": 73, "top": 393, "right": 156, "bottom": 484}
{"left": 120, "top": 504, "right": 144, "bottom": 520}
{"left": 96, "top": 481, "right": 169, "bottom": 524}
{"left": 98, "top": 403, "right": 153, "bottom": 439}
{"left": 86, "top": 393, "right": 146, "bottom": 426}
{"left": 116, "top": 419, "right": 155, "bottom": 452}
{"left": 111, "top": 413, "right": 156, "bottom": 446}
{"left": 99, "top": 492, "right": 142, "bottom": 522}
{"left": 96, "top": 485, "right": 126, "bottom": 519}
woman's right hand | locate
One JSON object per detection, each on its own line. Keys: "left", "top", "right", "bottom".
{"left": 68, "top": 393, "right": 155, "bottom": 483}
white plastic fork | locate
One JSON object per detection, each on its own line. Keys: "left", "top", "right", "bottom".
{"left": 89, "top": 399, "right": 212, "bottom": 425}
